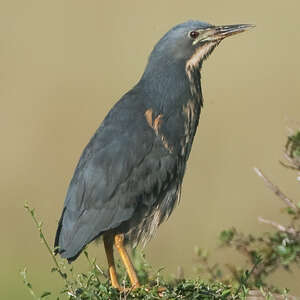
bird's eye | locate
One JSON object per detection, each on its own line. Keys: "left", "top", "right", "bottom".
{"left": 189, "top": 31, "right": 199, "bottom": 39}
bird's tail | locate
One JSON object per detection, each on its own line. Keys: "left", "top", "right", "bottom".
{"left": 54, "top": 207, "right": 66, "bottom": 255}
{"left": 53, "top": 207, "right": 88, "bottom": 263}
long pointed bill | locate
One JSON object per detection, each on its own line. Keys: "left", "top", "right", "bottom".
{"left": 195, "top": 24, "right": 255, "bottom": 44}
{"left": 214, "top": 24, "right": 255, "bottom": 39}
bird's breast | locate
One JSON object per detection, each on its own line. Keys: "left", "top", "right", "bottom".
{"left": 144, "top": 108, "right": 174, "bottom": 154}
{"left": 144, "top": 98, "right": 200, "bottom": 159}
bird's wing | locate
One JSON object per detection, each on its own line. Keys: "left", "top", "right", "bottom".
{"left": 55, "top": 98, "right": 178, "bottom": 260}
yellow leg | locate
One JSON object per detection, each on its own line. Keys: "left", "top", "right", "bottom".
{"left": 114, "top": 234, "right": 140, "bottom": 289}
{"left": 103, "top": 235, "right": 121, "bottom": 290}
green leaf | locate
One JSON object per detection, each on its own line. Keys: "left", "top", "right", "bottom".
{"left": 286, "top": 207, "right": 296, "bottom": 215}
{"left": 276, "top": 245, "right": 290, "bottom": 256}
{"left": 221, "top": 289, "right": 232, "bottom": 296}
{"left": 219, "top": 229, "right": 235, "bottom": 243}
{"left": 41, "top": 291, "right": 51, "bottom": 298}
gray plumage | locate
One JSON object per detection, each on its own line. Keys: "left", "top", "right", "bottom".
{"left": 54, "top": 20, "right": 253, "bottom": 262}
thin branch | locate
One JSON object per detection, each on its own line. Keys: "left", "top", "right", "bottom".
{"left": 283, "top": 153, "right": 295, "bottom": 164}
{"left": 24, "top": 202, "right": 75, "bottom": 296}
{"left": 258, "top": 216, "right": 297, "bottom": 236}
{"left": 281, "top": 153, "right": 300, "bottom": 170}
{"left": 247, "top": 289, "right": 298, "bottom": 300}
{"left": 279, "top": 160, "right": 299, "bottom": 171}
{"left": 95, "top": 264, "right": 108, "bottom": 278}
{"left": 24, "top": 203, "right": 67, "bottom": 280}
{"left": 83, "top": 251, "right": 102, "bottom": 284}
{"left": 235, "top": 258, "right": 261, "bottom": 297}
{"left": 253, "top": 167, "right": 297, "bottom": 210}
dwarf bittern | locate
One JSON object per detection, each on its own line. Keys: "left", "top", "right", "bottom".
{"left": 55, "top": 20, "right": 254, "bottom": 290}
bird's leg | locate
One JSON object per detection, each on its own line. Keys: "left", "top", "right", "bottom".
{"left": 103, "top": 234, "right": 121, "bottom": 290}
{"left": 114, "top": 234, "right": 140, "bottom": 289}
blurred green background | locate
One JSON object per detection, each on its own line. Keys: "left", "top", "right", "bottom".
{"left": 1, "top": 1, "right": 300, "bottom": 298}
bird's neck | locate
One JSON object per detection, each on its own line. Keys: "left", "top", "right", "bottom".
{"left": 138, "top": 59, "right": 203, "bottom": 113}
{"left": 137, "top": 60, "right": 203, "bottom": 157}
{"left": 185, "top": 63, "right": 203, "bottom": 107}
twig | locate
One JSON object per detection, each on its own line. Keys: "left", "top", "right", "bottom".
{"left": 246, "top": 289, "right": 299, "bottom": 300}
{"left": 176, "top": 266, "right": 184, "bottom": 280}
{"left": 24, "top": 202, "right": 75, "bottom": 296}
{"left": 95, "top": 264, "right": 108, "bottom": 278}
{"left": 283, "top": 153, "right": 295, "bottom": 165}
{"left": 83, "top": 250, "right": 106, "bottom": 284}
{"left": 279, "top": 160, "right": 299, "bottom": 171}
{"left": 253, "top": 167, "right": 297, "bottom": 210}
{"left": 258, "top": 216, "right": 297, "bottom": 236}
{"left": 24, "top": 202, "right": 67, "bottom": 280}
{"left": 235, "top": 257, "right": 262, "bottom": 297}
{"left": 20, "top": 268, "right": 39, "bottom": 299}
{"left": 281, "top": 153, "right": 300, "bottom": 170}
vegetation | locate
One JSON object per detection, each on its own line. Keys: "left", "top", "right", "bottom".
{"left": 22, "top": 130, "right": 300, "bottom": 299}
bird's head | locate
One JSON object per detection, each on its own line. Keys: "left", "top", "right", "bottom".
{"left": 140, "top": 20, "right": 254, "bottom": 108}
{"left": 143, "top": 20, "right": 254, "bottom": 77}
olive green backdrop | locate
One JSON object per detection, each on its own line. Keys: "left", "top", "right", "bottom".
{"left": 1, "top": 1, "right": 300, "bottom": 298}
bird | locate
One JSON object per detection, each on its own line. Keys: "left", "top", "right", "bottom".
{"left": 54, "top": 20, "right": 254, "bottom": 290}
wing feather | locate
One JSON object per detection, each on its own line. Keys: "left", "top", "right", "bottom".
{"left": 55, "top": 96, "right": 177, "bottom": 260}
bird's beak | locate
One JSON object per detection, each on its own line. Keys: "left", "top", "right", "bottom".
{"left": 213, "top": 24, "right": 255, "bottom": 39}
{"left": 194, "top": 24, "right": 255, "bottom": 44}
